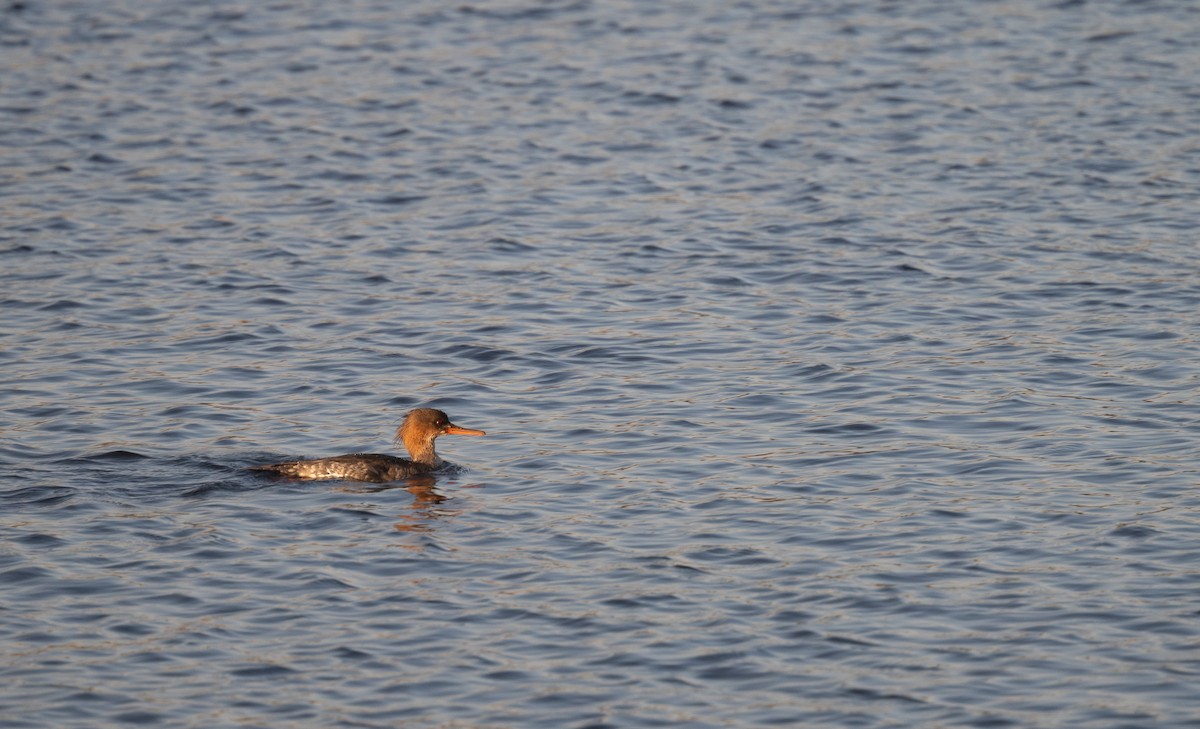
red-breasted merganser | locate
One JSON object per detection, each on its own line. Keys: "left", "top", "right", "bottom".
{"left": 251, "top": 408, "right": 485, "bottom": 482}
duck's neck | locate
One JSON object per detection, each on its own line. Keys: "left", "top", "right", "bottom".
{"left": 399, "top": 430, "right": 441, "bottom": 467}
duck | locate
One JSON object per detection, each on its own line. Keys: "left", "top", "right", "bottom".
{"left": 251, "top": 407, "right": 485, "bottom": 482}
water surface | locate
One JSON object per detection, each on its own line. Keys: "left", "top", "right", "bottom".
{"left": 3, "top": 1, "right": 1200, "bottom": 727}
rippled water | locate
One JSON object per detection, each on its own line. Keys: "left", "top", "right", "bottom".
{"left": 4, "top": 1, "right": 1200, "bottom": 726}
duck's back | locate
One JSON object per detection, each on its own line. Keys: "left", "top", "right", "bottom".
{"left": 251, "top": 453, "right": 431, "bottom": 482}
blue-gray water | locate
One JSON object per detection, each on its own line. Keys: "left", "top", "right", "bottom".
{"left": 3, "top": 1, "right": 1200, "bottom": 727}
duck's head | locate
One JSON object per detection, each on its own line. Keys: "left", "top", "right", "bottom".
{"left": 395, "top": 408, "right": 485, "bottom": 464}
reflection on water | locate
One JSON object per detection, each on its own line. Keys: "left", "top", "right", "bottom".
{"left": 337, "top": 475, "right": 450, "bottom": 511}
{"left": 4, "top": 0, "right": 1200, "bottom": 727}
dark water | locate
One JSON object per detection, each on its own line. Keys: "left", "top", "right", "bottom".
{"left": 4, "top": 1, "right": 1200, "bottom": 726}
